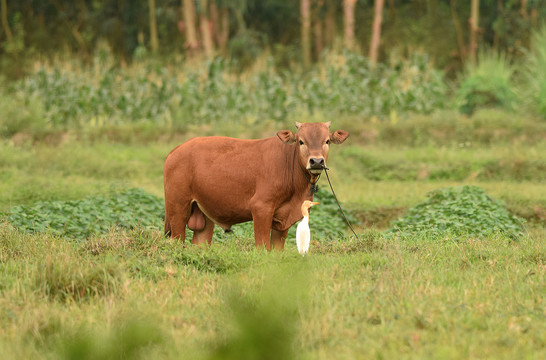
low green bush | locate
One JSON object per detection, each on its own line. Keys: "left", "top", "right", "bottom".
{"left": 7, "top": 188, "right": 164, "bottom": 239}
{"left": 6, "top": 187, "right": 355, "bottom": 241}
{"left": 388, "top": 186, "right": 525, "bottom": 239}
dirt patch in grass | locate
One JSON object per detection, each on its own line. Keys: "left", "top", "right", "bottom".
{"left": 353, "top": 206, "right": 407, "bottom": 229}
{"left": 509, "top": 205, "right": 546, "bottom": 227}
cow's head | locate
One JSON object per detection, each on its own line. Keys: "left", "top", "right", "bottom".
{"left": 277, "top": 122, "right": 349, "bottom": 174}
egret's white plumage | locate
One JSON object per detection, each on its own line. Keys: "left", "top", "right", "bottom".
{"left": 296, "top": 201, "right": 319, "bottom": 255}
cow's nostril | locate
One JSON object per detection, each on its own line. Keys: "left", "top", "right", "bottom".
{"left": 310, "top": 158, "right": 325, "bottom": 168}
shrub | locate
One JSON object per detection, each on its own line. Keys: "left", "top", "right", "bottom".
{"left": 522, "top": 25, "right": 546, "bottom": 119}
{"left": 388, "top": 186, "right": 525, "bottom": 239}
{"left": 457, "top": 49, "right": 517, "bottom": 114}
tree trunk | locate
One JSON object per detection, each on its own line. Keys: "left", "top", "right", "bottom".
{"left": 343, "top": 0, "right": 356, "bottom": 50}
{"left": 1, "top": 0, "right": 12, "bottom": 43}
{"left": 219, "top": 6, "right": 229, "bottom": 55}
{"left": 530, "top": 6, "right": 538, "bottom": 27}
{"left": 468, "top": 0, "right": 479, "bottom": 64}
{"left": 388, "top": 0, "right": 396, "bottom": 21}
{"left": 426, "top": 0, "right": 437, "bottom": 18}
{"left": 369, "top": 0, "right": 384, "bottom": 66}
{"left": 520, "top": 0, "right": 528, "bottom": 19}
{"left": 324, "top": 0, "right": 336, "bottom": 48}
{"left": 301, "top": 0, "right": 311, "bottom": 67}
{"left": 210, "top": 3, "right": 219, "bottom": 47}
{"left": 74, "top": 0, "right": 91, "bottom": 60}
{"left": 199, "top": 0, "right": 214, "bottom": 58}
{"left": 210, "top": 3, "right": 229, "bottom": 56}
{"left": 182, "top": 0, "right": 199, "bottom": 52}
{"left": 312, "top": 0, "right": 324, "bottom": 60}
{"left": 492, "top": 0, "right": 502, "bottom": 49}
{"left": 149, "top": 0, "right": 159, "bottom": 53}
{"left": 450, "top": 0, "right": 466, "bottom": 62}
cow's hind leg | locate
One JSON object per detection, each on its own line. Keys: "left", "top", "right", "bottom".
{"left": 165, "top": 201, "right": 191, "bottom": 242}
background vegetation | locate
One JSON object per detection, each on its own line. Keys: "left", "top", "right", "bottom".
{"left": 0, "top": 0, "right": 545, "bottom": 359}
{"left": 1, "top": 0, "right": 545, "bottom": 76}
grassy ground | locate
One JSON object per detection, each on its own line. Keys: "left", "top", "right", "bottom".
{"left": 1, "top": 112, "right": 545, "bottom": 359}
{"left": 1, "top": 226, "right": 544, "bottom": 359}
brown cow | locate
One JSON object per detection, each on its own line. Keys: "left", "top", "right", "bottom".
{"left": 163, "top": 121, "right": 349, "bottom": 250}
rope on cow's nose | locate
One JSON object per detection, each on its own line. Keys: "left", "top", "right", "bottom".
{"left": 322, "top": 165, "right": 361, "bottom": 241}
{"left": 298, "top": 159, "right": 320, "bottom": 195}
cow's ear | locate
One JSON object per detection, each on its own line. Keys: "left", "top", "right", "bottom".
{"left": 330, "top": 130, "right": 349, "bottom": 144}
{"left": 277, "top": 130, "right": 297, "bottom": 144}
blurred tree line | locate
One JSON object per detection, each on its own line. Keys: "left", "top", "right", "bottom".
{"left": 0, "top": 0, "right": 545, "bottom": 78}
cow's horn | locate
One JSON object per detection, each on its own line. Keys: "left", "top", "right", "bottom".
{"left": 295, "top": 121, "right": 302, "bottom": 129}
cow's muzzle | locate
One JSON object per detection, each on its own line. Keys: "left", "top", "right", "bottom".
{"left": 308, "top": 157, "right": 325, "bottom": 174}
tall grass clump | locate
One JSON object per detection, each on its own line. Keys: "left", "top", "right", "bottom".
{"left": 209, "top": 265, "right": 309, "bottom": 360}
{"left": 388, "top": 186, "right": 525, "bottom": 239}
{"left": 34, "top": 255, "right": 122, "bottom": 302}
{"left": 457, "top": 49, "right": 517, "bottom": 114}
{"left": 522, "top": 25, "right": 546, "bottom": 118}
{"left": 57, "top": 319, "right": 164, "bottom": 360}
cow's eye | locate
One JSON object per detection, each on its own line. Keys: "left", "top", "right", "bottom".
{"left": 326, "top": 139, "right": 330, "bottom": 145}
{"left": 299, "top": 140, "right": 304, "bottom": 145}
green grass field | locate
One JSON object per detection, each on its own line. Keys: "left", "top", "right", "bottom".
{"left": 1, "top": 111, "right": 545, "bottom": 359}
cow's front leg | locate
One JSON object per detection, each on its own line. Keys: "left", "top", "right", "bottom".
{"left": 250, "top": 201, "right": 274, "bottom": 250}
{"left": 271, "top": 229, "right": 288, "bottom": 251}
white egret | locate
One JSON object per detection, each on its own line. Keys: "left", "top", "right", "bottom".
{"left": 296, "top": 201, "right": 319, "bottom": 255}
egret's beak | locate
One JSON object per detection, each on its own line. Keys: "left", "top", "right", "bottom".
{"left": 311, "top": 202, "right": 320, "bottom": 206}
